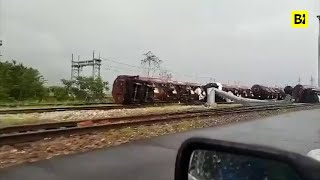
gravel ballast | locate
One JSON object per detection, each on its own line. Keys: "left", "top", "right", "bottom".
{"left": 0, "top": 105, "right": 239, "bottom": 127}
{"left": 0, "top": 105, "right": 318, "bottom": 168}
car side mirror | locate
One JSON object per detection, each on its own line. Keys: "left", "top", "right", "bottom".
{"left": 174, "top": 138, "right": 320, "bottom": 180}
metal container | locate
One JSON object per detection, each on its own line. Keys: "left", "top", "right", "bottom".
{"left": 292, "top": 84, "right": 320, "bottom": 103}
{"left": 112, "top": 75, "right": 203, "bottom": 104}
{"left": 251, "top": 84, "right": 286, "bottom": 100}
{"left": 202, "top": 83, "right": 253, "bottom": 102}
{"left": 284, "top": 86, "right": 293, "bottom": 95}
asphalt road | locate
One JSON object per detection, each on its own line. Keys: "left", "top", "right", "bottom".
{"left": 1, "top": 109, "right": 320, "bottom": 180}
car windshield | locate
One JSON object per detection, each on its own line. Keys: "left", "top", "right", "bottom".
{"left": 0, "top": 1, "right": 320, "bottom": 179}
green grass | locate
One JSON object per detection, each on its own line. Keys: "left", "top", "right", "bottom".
{"left": 0, "top": 94, "right": 114, "bottom": 108}
{"left": 0, "top": 98, "right": 114, "bottom": 108}
{"left": 0, "top": 115, "right": 42, "bottom": 128}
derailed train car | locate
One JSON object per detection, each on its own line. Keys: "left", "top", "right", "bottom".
{"left": 112, "top": 75, "right": 204, "bottom": 104}
{"left": 292, "top": 84, "right": 320, "bottom": 103}
{"left": 251, "top": 84, "right": 286, "bottom": 100}
{"left": 284, "top": 86, "right": 293, "bottom": 96}
{"left": 203, "top": 83, "right": 253, "bottom": 102}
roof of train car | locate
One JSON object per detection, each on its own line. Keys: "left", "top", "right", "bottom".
{"left": 293, "top": 84, "right": 320, "bottom": 91}
{"left": 115, "top": 75, "right": 201, "bottom": 86}
{"left": 220, "top": 84, "right": 250, "bottom": 90}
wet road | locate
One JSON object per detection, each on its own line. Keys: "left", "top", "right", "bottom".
{"left": 1, "top": 109, "right": 320, "bottom": 180}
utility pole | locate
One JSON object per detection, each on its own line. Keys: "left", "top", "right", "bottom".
{"left": 0, "top": 40, "right": 2, "bottom": 60}
{"left": 317, "top": 15, "right": 320, "bottom": 87}
{"left": 92, "top": 51, "right": 95, "bottom": 78}
{"left": 311, "top": 75, "right": 314, "bottom": 86}
{"left": 71, "top": 53, "right": 74, "bottom": 80}
{"left": 70, "top": 51, "right": 102, "bottom": 80}
{"left": 141, "top": 51, "right": 161, "bottom": 77}
{"left": 298, "top": 76, "right": 301, "bottom": 84}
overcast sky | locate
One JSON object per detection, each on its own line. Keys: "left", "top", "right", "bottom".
{"left": 0, "top": 0, "right": 320, "bottom": 87}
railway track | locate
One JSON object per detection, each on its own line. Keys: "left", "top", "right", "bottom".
{"left": 0, "top": 101, "right": 115, "bottom": 108}
{"left": 0, "top": 103, "right": 193, "bottom": 114}
{"left": 0, "top": 104, "right": 125, "bottom": 114}
{"left": 0, "top": 102, "right": 235, "bottom": 115}
{"left": 0, "top": 103, "right": 318, "bottom": 146}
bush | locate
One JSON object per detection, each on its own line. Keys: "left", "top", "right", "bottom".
{"left": 0, "top": 60, "right": 46, "bottom": 102}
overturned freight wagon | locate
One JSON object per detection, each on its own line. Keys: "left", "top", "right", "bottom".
{"left": 203, "top": 83, "right": 253, "bottom": 102}
{"left": 251, "top": 84, "right": 286, "bottom": 100}
{"left": 284, "top": 86, "right": 293, "bottom": 96}
{"left": 112, "top": 75, "right": 204, "bottom": 104}
{"left": 292, "top": 84, "right": 320, "bottom": 103}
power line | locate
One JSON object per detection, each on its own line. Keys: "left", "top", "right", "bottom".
{"left": 101, "top": 56, "right": 215, "bottom": 80}
{"left": 105, "top": 65, "right": 142, "bottom": 73}
{"left": 102, "top": 57, "right": 169, "bottom": 74}
{"left": 101, "top": 57, "right": 143, "bottom": 69}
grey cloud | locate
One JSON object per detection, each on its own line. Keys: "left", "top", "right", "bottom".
{"left": 1, "top": 0, "right": 319, "bottom": 87}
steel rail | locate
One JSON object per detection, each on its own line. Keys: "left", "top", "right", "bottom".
{"left": 0, "top": 102, "right": 116, "bottom": 108}
{"left": 0, "top": 104, "right": 125, "bottom": 114}
{"left": 0, "top": 102, "right": 220, "bottom": 115}
{"left": 0, "top": 101, "right": 242, "bottom": 115}
{"left": 0, "top": 103, "right": 317, "bottom": 146}
{"left": 0, "top": 104, "right": 302, "bottom": 134}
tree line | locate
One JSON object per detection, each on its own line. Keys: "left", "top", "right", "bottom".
{"left": 0, "top": 60, "right": 109, "bottom": 103}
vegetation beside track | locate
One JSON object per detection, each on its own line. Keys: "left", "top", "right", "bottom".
{"left": 0, "top": 60, "right": 110, "bottom": 106}
{"left": 0, "top": 98, "right": 114, "bottom": 108}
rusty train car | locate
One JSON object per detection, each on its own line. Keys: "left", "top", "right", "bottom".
{"left": 203, "top": 83, "right": 253, "bottom": 102}
{"left": 292, "top": 84, "right": 320, "bottom": 103}
{"left": 251, "top": 84, "right": 286, "bottom": 100}
{"left": 112, "top": 75, "right": 204, "bottom": 104}
{"left": 284, "top": 86, "right": 293, "bottom": 96}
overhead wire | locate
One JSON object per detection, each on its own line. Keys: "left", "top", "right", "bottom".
{"left": 100, "top": 56, "right": 214, "bottom": 80}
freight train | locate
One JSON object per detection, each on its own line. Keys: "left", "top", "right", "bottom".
{"left": 112, "top": 75, "right": 205, "bottom": 104}
{"left": 112, "top": 75, "right": 320, "bottom": 105}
